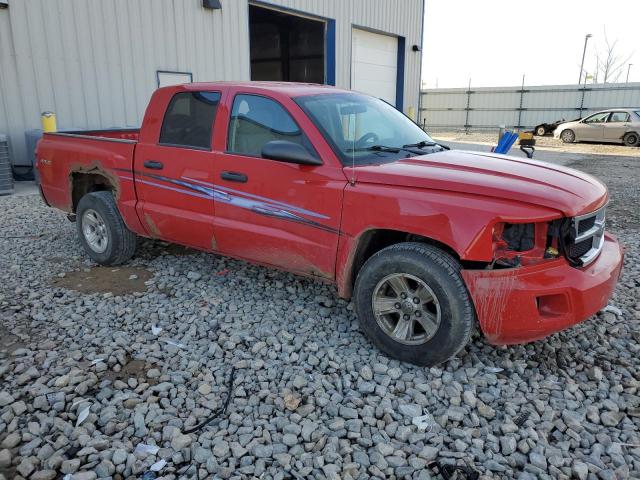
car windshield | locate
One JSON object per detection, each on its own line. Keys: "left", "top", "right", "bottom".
{"left": 295, "top": 93, "right": 440, "bottom": 165}
{"left": 635, "top": 110, "right": 640, "bottom": 119}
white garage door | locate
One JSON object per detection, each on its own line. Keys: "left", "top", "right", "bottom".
{"left": 351, "top": 28, "right": 398, "bottom": 105}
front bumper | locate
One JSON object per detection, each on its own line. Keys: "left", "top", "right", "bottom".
{"left": 462, "top": 233, "right": 623, "bottom": 345}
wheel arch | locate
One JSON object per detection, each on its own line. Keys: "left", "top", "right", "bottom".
{"left": 337, "top": 228, "right": 463, "bottom": 299}
{"left": 70, "top": 171, "right": 116, "bottom": 213}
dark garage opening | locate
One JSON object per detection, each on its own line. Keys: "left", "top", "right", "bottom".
{"left": 249, "top": 5, "right": 325, "bottom": 84}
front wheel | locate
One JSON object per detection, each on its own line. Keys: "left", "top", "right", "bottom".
{"left": 76, "top": 191, "right": 137, "bottom": 265}
{"left": 535, "top": 126, "right": 547, "bottom": 136}
{"left": 560, "top": 129, "right": 576, "bottom": 143}
{"left": 354, "top": 242, "right": 475, "bottom": 366}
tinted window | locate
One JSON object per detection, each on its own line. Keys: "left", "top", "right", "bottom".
{"left": 608, "top": 112, "right": 630, "bottom": 123}
{"left": 227, "top": 94, "right": 316, "bottom": 157}
{"left": 584, "top": 112, "right": 609, "bottom": 124}
{"left": 159, "top": 92, "right": 221, "bottom": 149}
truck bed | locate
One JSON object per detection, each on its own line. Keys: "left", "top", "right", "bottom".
{"left": 36, "top": 128, "right": 143, "bottom": 234}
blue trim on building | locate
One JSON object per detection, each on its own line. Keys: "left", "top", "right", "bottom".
{"left": 396, "top": 36, "right": 406, "bottom": 110}
{"left": 326, "top": 19, "right": 336, "bottom": 86}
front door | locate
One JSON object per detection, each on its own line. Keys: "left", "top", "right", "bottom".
{"left": 212, "top": 92, "right": 345, "bottom": 278}
{"left": 603, "top": 111, "right": 631, "bottom": 141}
{"left": 134, "top": 91, "right": 220, "bottom": 250}
{"left": 575, "top": 112, "right": 609, "bottom": 141}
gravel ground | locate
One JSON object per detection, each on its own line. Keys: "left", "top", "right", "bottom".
{"left": 431, "top": 131, "right": 640, "bottom": 157}
{"left": 0, "top": 155, "right": 639, "bottom": 480}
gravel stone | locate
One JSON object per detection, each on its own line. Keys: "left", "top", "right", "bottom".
{"left": 0, "top": 450, "right": 11, "bottom": 468}
{"left": 1, "top": 433, "right": 21, "bottom": 449}
{"left": 398, "top": 403, "right": 423, "bottom": 417}
{"left": 61, "top": 459, "right": 81, "bottom": 474}
{"left": 0, "top": 173, "right": 639, "bottom": 479}
{"left": 572, "top": 461, "right": 589, "bottom": 480}
{"left": 0, "top": 391, "right": 15, "bottom": 407}
{"left": 500, "top": 436, "right": 517, "bottom": 455}
{"left": 171, "top": 434, "right": 192, "bottom": 450}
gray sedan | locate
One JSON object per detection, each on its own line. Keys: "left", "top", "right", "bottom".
{"left": 554, "top": 109, "right": 640, "bottom": 146}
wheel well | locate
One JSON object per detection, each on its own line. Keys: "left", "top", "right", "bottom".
{"left": 350, "top": 229, "right": 461, "bottom": 290}
{"left": 71, "top": 173, "right": 114, "bottom": 212}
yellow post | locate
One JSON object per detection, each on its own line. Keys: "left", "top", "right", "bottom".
{"left": 407, "top": 106, "right": 416, "bottom": 122}
{"left": 41, "top": 112, "right": 57, "bottom": 133}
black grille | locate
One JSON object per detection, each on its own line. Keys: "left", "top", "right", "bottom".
{"left": 577, "top": 216, "right": 596, "bottom": 234}
{"left": 569, "top": 237, "right": 593, "bottom": 258}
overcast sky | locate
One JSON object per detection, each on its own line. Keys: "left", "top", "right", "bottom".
{"left": 422, "top": 0, "right": 639, "bottom": 88}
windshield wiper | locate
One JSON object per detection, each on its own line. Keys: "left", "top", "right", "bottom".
{"left": 346, "top": 145, "right": 429, "bottom": 156}
{"left": 403, "top": 140, "right": 436, "bottom": 148}
{"left": 403, "top": 140, "right": 450, "bottom": 150}
{"left": 346, "top": 144, "right": 401, "bottom": 153}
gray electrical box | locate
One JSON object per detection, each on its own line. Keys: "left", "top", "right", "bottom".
{"left": 0, "top": 134, "right": 14, "bottom": 196}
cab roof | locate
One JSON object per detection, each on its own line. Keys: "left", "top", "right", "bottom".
{"left": 165, "top": 81, "right": 352, "bottom": 97}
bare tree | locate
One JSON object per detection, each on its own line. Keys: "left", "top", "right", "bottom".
{"left": 593, "top": 29, "right": 633, "bottom": 84}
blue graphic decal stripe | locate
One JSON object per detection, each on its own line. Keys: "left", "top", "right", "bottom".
{"left": 183, "top": 176, "right": 329, "bottom": 220}
{"left": 114, "top": 169, "right": 338, "bottom": 234}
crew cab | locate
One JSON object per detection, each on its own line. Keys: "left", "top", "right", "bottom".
{"left": 36, "top": 82, "right": 623, "bottom": 366}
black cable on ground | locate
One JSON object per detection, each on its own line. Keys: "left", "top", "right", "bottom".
{"left": 182, "top": 366, "right": 237, "bottom": 434}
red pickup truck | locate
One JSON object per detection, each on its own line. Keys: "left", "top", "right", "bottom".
{"left": 36, "top": 82, "right": 623, "bottom": 366}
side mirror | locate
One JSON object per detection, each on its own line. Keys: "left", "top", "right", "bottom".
{"left": 261, "top": 140, "right": 322, "bottom": 166}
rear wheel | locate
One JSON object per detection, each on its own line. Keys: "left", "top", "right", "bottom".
{"left": 560, "top": 129, "right": 575, "bottom": 143}
{"left": 354, "top": 242, "right": 475, "bottom": 366}
{"left": 623, "top": 132, "right": 639, "bottom": 147}
{"left": 535, "top": 125, "right": 547, "bottom": 136}
{"left": 76, "top": 191, "right": 137, "bottom": 265}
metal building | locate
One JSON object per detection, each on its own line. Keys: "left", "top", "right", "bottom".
{"left": 0, "top": 0, "right": 425, "bottom": 167}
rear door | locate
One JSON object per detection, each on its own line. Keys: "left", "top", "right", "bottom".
{"left": 133, "top": 90, "right": 221, "bottom": 250}
{"left": 211, "top": 90, "right": 345, "bottom": 278}
{"left": 575, "top": 112, "right": 609, "bottom": 141}
{"left": 603, "top": 111, "right": 631, "bottom": 142}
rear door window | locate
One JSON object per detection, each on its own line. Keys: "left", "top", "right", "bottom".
{"left": 607, "top": 112, "right": 630, "bottom": 123}
{"left": 227, "top": 94, "right": 317, "bottom": 158}
{"left": 159, "top": 91, "right": 221, "bottom": 149}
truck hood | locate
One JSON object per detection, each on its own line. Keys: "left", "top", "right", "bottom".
{"left": 348, "top": 150, "right": 607, "bottom": 217}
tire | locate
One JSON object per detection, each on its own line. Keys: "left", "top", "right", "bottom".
{"left": 354, "top": 242, "right": 475, "bottom": 366}
{"left": 76, "top": 191, "right": 137, "bottom": 265}
{"left": 623, "top": 132, "right": 639, "bottom": 147}
{"left": 560, "top": 129, "right": 575, "bottom": 143}
{"left": 535, "top": 126, "right": 547, "bottom": 136}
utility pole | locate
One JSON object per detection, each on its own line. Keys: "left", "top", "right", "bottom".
{"left": 627, "top": 64, "right": 633, "bottom": 83}
{"left": 578, "top": 34, "right": 592, "bottom": 84}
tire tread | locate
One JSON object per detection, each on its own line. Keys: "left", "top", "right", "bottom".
{"left": 77, "top": 191, "right": 136, "bottom": 265}
{"left": 354, "top": 242, "right": 475, "bottom": 366}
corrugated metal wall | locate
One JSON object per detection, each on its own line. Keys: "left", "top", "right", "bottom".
{"left": 420, "top": 83, "right": 640, "bottom": 131}
{"left": 0, "top": 0, "right": 424, "bottom": 166}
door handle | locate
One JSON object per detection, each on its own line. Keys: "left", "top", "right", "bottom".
{"left": 220, "top": 171, "right": 248, "bottom": 183}
{"left": 144, "top": 160, "right": 164, "bottom": 170}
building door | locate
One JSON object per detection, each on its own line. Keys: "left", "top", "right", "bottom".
{"left": 351, "top": 28, "right": 401, "bottom": 107}
{"left": 249, "top": 5, "right": 327, "bottom": 84}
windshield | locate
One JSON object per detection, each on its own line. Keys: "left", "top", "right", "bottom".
{"left": 295, "top": 93, "right": 439, "bottom": 165}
